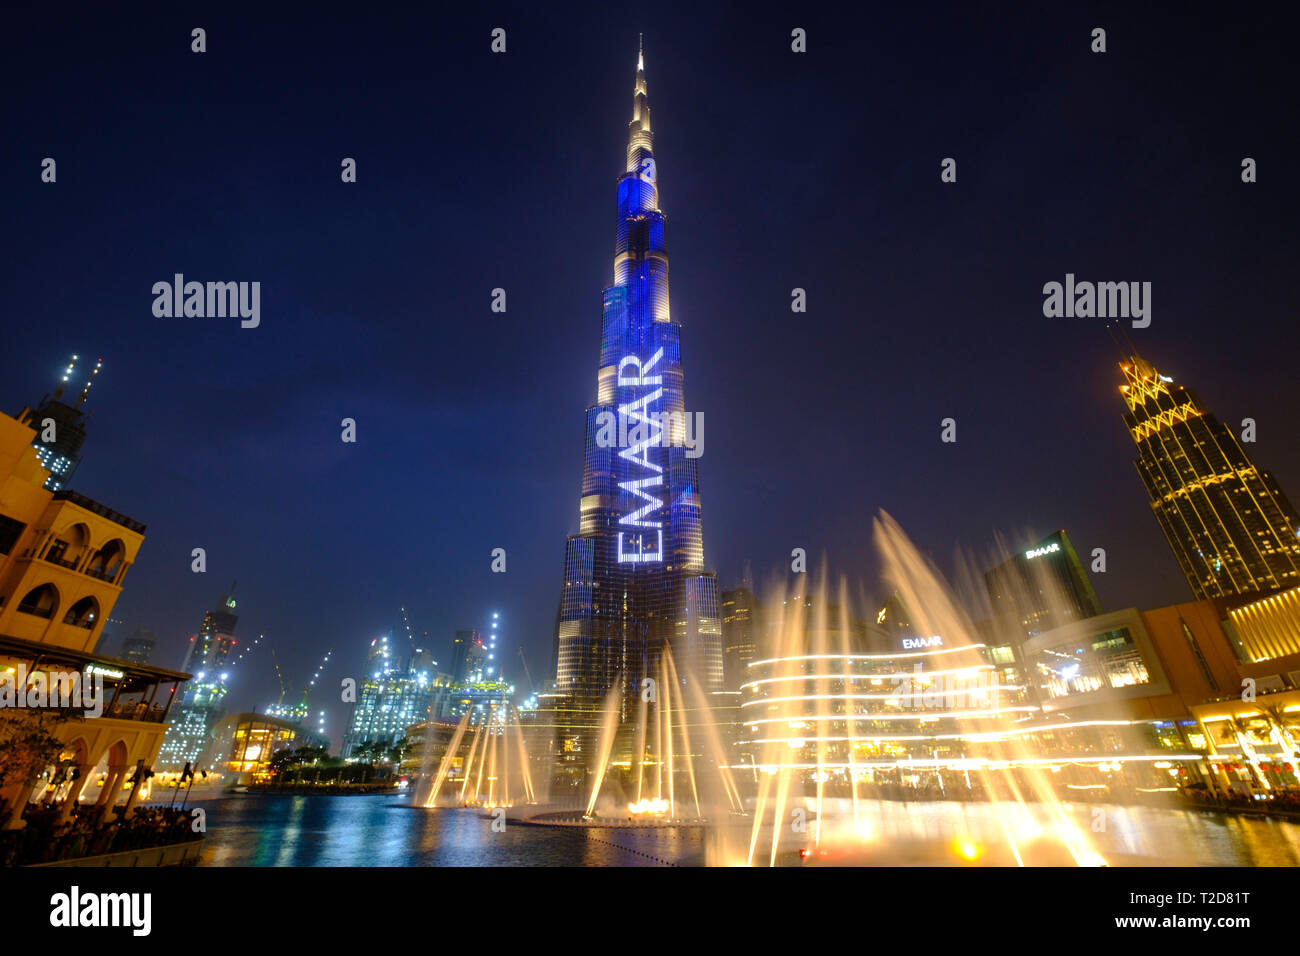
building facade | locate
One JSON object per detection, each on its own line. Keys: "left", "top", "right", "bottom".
{"left": 985, "top": 529, "right": 1102, "bottom": 639}
{"left": 211, "top": 712, "right": 329, "bottom": 785}
{"left": 180, "top": 587, "right": 239, "bottom": 676}
{"left": 341, "top": 634, "right": 445, "bottom": 757}
{"left": 119, "top": 627, "right": 155, "bottom": 664}
{"left": 721, "top": 587, "right": 760, "bottom": 693}
{"left": 1119, "top": 348, "right": 1300, "bottom": 600}
{"left": 155, "top": 589, "right": 242, "bottom": 771}
{"left": 0, "top": 407, "right": 186, "bottom": 828}
{"left": 550, "top": 46, "right": 722, "bottom": 753}
{"left": 450, "top": 628, "right": 483, "bottom": 684}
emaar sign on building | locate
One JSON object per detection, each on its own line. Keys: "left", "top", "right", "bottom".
{"left": 616, "top": 348, "right": 665, "bottom": 563}
{"left": 902, "top": 635, "right": 944, "bottom": 650}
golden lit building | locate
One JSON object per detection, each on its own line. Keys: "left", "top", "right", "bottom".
{"left": 211, "top": 712, "right": 326, "bottom": 784}
{"left": 1184, "top": 585, "right": 1300, "bottom": 797}
{"left": 1118, "top": 348, "right": 1300, "bottom": 600}
{"left": 1024, "top": 596, "right": 1300, "bottom": 799}
{"left": 0, "top": 409, "right": 186, "bottom": 827}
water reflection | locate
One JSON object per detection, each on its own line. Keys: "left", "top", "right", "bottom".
{"left": 190, "top": 793, "right": 1300, "bottom": 867}
{"left": 195, "top": 793, "right": 700, "bottom": 867}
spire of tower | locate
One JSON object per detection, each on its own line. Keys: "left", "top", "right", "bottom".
{"left": 627, "top": 40, "right": 653, "bottom": 174}
{"left": 1105, "top": 322, "right": 1131, "bottom": 369}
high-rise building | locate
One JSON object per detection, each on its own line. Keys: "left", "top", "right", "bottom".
{"left": 450, "top": 628, "right": 486, "bottom": 684}
{"left": 342, "top": 633, "right": 440, "bottom": 757}
{"left": 1118, "top": 348, "right": 1300, "bottom": 600}
{"left": 157, "top": 588, "right": 241, "bottom": 771}
{"left": 120, "top": 626, "right": 155, "bottom": 664}
{"left": 342, "top": 673, "right": 431, "bottom": 757}
{"left": 551, "top": 45, "right": 722, "bottom": 732}
{"left": 985, "top": 530, "right": 1102, "bottom": 639}
{"left": 180, "top": 585, "right": 239, "bottom": 675}
{"left": 409, "top": 646, "right": 437, "bottom": 680}
{"left": 16, "top": 354, "right": 103, "bottom": 492}
{"left": 721, "top": 587, "right": 760, "bottom": 693}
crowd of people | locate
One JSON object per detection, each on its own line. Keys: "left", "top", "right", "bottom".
{"left": 0, "top": 802, "right": 195, "bottom": 866}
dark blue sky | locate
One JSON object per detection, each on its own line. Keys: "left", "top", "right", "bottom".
{"left": 3, "top": 4, "right": 1297, "bottom": 743}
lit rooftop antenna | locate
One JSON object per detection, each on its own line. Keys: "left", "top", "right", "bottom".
{"left": 53, "top": 354, "right": 78, "bottom": 399}
{"left": 76, "top": 357, "right": 103, "bottom": 407}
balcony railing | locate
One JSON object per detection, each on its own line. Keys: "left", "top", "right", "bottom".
{"left": 43, "top": 552, "right": 80, "bottom": 570}
{"left": 50, "top": 490, "right": 146, "bottom": 534}
{"left": 103, "top": 702, "right": 169, "bottom": 723}
{"left": 7, "top": 702, "right": 168, "bottom": 724}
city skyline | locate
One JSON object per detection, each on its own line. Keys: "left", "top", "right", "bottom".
{"left": 4, "top": 7, "right": 1298, "bottom": 733}
{"left": 8, "top": 4, "right": 1300, "bottom": 902}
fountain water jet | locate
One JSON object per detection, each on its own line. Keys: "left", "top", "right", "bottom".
{"left": 584, "top": 684, "right": 623, "bottom": 817}
{"left": 732, "top": 511, "right": 1110, "bottom": 866}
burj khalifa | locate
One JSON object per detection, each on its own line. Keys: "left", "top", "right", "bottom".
{"left": 550, "top": 44, "right": 723, "bottom": 747}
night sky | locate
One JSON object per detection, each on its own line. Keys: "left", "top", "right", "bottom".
{"left": 3, "top": 4, "right": 1297, "bottom": 745}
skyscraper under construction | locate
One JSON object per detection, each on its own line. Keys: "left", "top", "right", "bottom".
{"left": 1119, "top": 347, "right": 1300, "bottom": 600}
{"left": 549, "top": 45, "right": 722, "bottom": 751}
{"left": 17, "top": 354, "right": 103, "bottom": 492}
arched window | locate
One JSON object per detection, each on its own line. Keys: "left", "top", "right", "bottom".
{"left": 45, "top": 523, "right": 91, "bottom": 569}
{"left": 63, "top": 595, "right": 99, "bottom": 628}
{"left": 17, "top": 583, "right": 59, "bottom": 619}
{"left": 85, "top": 539, "right": 126, "bottom": 581}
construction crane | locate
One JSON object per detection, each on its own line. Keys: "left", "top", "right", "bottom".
{"left": 271, "top": 646, "right": 289, "bottom": 708}
{"left": 517, "top": 647, "right": 534, "bottom": 692}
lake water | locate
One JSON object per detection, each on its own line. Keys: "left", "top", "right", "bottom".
{"left": 185, "top": 792, "right": 1300, "bottom": 867}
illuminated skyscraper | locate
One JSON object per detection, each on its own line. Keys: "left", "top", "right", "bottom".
{"left": 985, "top": 530, "right": 1102, "bottom": 638}
{"left": 158, "top": 586, "right": 240, "bottom": 770}
{"left": 120, "top": 626, "right": 156, "bottom": 664}
{"left": 450, "top": 628, "right": 484, "bottom": 684}
{"left": 181, "top": 585, "right": 240, "bottom": 676}
{"left": 552, "top": 45, "right": 722, "bottom": 725}
{"left": 16, "top": 354, "right": 102, "bottom": 492}
{"left": 343, "top": 632, "right": 446, "bottom": 756}
{"left": 721, "top": 587, "right": 760, "bottom": 693}
{"left": 1118, "top": 348, "right": 1300, "bottom": 600}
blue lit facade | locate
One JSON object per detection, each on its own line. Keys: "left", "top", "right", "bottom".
{"left": 553, "top": 47, "right": 722, "bottom": 725}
